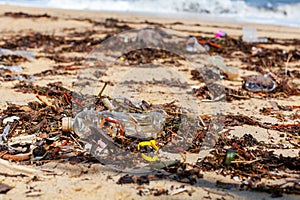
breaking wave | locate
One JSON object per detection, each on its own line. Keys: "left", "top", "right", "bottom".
{"left": 1, "top": 0, "right": 300, "bottom": 26}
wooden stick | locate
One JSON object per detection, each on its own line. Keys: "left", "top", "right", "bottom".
{"left": 98, "top": 82, "right": 108, "bottom": 97}
{"left": 285, "top": 53, "right": 293, "bottom": 76}
{"left": 231, "top": 159, "right": 261, "bottom": 164}
{"left": 1, "top": 152, "right": 31, "bottom": 161}
{"left": 0, "top": 158, "right": 47, "bottom": 178}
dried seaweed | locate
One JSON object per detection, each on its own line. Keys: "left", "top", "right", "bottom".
{"left": 4, "top": 12, "right": 53, "bottom": 19}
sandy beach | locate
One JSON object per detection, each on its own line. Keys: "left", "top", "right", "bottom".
{"left": 0, "top": 4, "right": 299, "bottom": 200}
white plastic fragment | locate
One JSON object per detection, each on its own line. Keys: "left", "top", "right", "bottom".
{"left": 233, "top": 176, "right": 242, "bottom": 182}
{"left": 1, "top": 124, "right": 10, "bottom": 142}
{"left": 242, "top": 27, "right": 268, "bottom": 43}
{"left": 0, "top": 48, "right": 35, "bottom": 61}
{"left": 3, "top": 116, "right": 20, "bottom": 124}
{"left": 243, "top": 180, "right": 249, "bottom": 185}
{"left": 11, "top": 75, "right": 35, "bottom": 82}
{"left": 84, "top": 143, "right": 92, "bottom": 151}
{"left": 0, "top": 65, "right": 23, "bottom": 72}
{"left": 186, "top": 37, "right": 207, "bottom": 53}
{"left": 168, "top": 186, "right": 188, "bottom": 195}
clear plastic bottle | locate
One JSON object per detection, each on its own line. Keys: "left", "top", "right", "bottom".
{"left": 186, "top": 37, "right": 207, "bottom": 53}
{"left": 62, "top": 110, "right": 165, "bottom": 140}
{"left": 242, "top": 27, "right": 268, "bottom": 43}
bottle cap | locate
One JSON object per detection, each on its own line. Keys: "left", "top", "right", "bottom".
{"left": 62, "top": 117, "right": 72, "bottom": 132}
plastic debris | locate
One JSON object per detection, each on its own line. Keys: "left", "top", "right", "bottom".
{"left": 168, "top": 186, "right": 189, "bottom": 196}
{"left": 0, "top": 124, "right": 10, "bottom": 142}
{"left": 3, "top": 116, "right": 20, "bottom": 124}
{"left": 136, "top": 29, "right": 164, "bottom": 48}
{"left": 62, "top": 109, "right": 165, "bottom": 139}
{"left": 186, "top": 37, "right": 207, "bottom": 53}
{"left": 233, "top": 176, "right": 242, "bottom": 182}
{"left": 242, "top": 27, "right": 268, "bottom": 43}
{"left": 138, "top": 140, "right": 159, "bottom": 162}
{"left": 225, "top": 149, "right": 236, "bottom": 165}
{"left": 209, "top": 56, "right": 239, "bottom": 80}
{"left": 215, "top": 29, "right": 226, "bottom": 39}
{"left": 0, "top": 65, "right": 23, "bottom": 72}
{"left": 0, "top": 48, "right": 35, "bottom": 61}
{"left": 243, "top": 73, "right": 277, "bottom": 92}
{"left": 9, "top": 75, "right": 35, "bottom": 82}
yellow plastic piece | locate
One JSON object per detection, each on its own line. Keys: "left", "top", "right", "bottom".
{"left": 138, "top": 140, "right": 159, "bottom": 162}
{"left": 138, "top": 140, "right": 159, "bottom": 151}
{"left": 141, "top": 154, "right": 158, "bottom": 162}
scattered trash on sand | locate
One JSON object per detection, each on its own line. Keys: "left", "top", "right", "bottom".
{"left": 0, "top": 16, "right": 299, "bottom": 198}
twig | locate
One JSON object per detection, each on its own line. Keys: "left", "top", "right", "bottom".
{"left": 36, "top": 95, "right": 59, "bottom": 111}
{"left": 271, "top": 123, "right": 300, "bottom": 129}
{"left": 285, "top": 53, "right": 293, "bottom": 76}
{"left": 198, "top": 115, "right": 206, "bottom": 127}
{"left": 202, "top": 188, "right": 234, "bottom": 198}
{"left": 0, "top": 158, "right": 47, "bottom": 178}
{"left": 70, "top": 133, "right": 83, "bottom": 149}
{"left": 97, "top": 82, "right": 108, "bottom": 97}
{"left": 231, "top": 159, "right": 261, "bottom": 164}
{"left": 0, "top": 152, "right": 31, "bottom": 161}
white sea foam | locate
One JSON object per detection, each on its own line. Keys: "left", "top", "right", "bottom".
{"left": 1, "top": 0, "right": 300, "bottom": 27}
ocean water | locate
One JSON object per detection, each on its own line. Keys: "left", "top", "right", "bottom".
{"left": 0, "top": 0, "right": 300, "bottom": 27}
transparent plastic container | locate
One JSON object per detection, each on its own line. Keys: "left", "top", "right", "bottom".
{"left": 209, "top": 55, "right": 239, "bottom": 80}
{"left": 242, "top": 27, "right": 268, "bottom": 43}
{"left": 186, "top": 37, "right": 207, "bottom": 53}
{"left": 243, "top": 73, "right": 277, "bottom": 92}
{"left": 62, "top": 110, "right": 165, "bottom": 139}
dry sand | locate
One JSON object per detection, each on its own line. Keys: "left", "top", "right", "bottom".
{"left": 0, "top": 4, "right": 299, "bottom": 200}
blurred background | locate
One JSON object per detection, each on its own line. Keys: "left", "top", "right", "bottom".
{"left": 0, "top": 0, "right": 299, "bottom": 26}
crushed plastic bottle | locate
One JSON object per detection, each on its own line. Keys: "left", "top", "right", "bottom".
{"left": 243, "top": 73, "right": 277, "bottom": 92}
{"left": 136, "top": 29, "right": 164, "bottom": 48}
{"left": 208, "top": 56, "right": 239, "bottom": 80}
{"left": 186, "top": 37, "right": 207, "bottom": 53}
{"left": 242, "top": 27, "right": 268, "bottom": 43}
{"left": 62, "top": 110, "right": 165, "bottom": 140}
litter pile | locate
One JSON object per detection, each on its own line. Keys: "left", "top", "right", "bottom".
{"left": 0, "top": 79, "right": 298, "bottom": 196}
{"left": 0, "top": 12, "right": 299, "bottom": 198}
